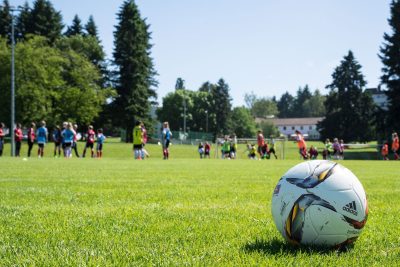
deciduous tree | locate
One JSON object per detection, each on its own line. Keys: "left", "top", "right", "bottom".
{"left": 230, "top": 107, "right": 256, "bottom": 138}
{"left": 0, "top": 36, "right": 112, "bottom": 127}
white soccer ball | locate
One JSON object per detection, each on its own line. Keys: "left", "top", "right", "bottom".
{"left": 271, "top": 160, "right": 368, "bottom": 248}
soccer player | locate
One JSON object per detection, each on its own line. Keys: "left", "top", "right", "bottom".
{"left": 309, "top": 145, "right": 318, "bottom": 160}
{"left": 141, "top": 122, "right": 150, "bottom": 158}
{"left": 261, "top": 142, "right": 270, "bottom": 159}
{"left": 72, "top": 124, "right": 80, "bottom": 158}
{"left": 96, "top": 128, "right": 106, "bottom": 158}
{"left": 295, "top": 130, "right": 308, "bottom": 160}
{"left": 133, "top": 121, "right": 143, "bottom": 160}
{"left": 339, "top": 139, "right": 345, "bottom": 160}
{"left": 82, "top": 125, "right": 95, "bottom": 158}
{"left": 161, "top": 121, "right": 172, "bottom": 160}
{"left": 62, "top": 123, "right": 75, "bottom": 158}
{"left": 198, "top": 142, "right": 204, "bottom": 159}
{"left": 14, "top": 123, "right": 23, "bottom": 157}
{"left": 332, "top": 138, "right": 341, "bottom": 160}
{"left": 248, "top": 143, "right": 257, "bottom": 160}
{"left": 222, "top": 136, "right": 231, "bottom": 159}
{"left": 61, "top": 122, "right": 68, "bottom": 156}
{"left": 323, "top": 138, "right": 333, "bottom": 160}
{"left": 230, "top": 134, "right": 237, "bottom": 159}
{"left": 392, "top": 132, "right": 399, "bottom": 160}
{"left": 0, "top": 122, "right": 5, "bottom": 157}
{"left": 381, "top": 142, "right": 389, "bottom": 160}
{"left": 257, "top": 130, "right": 265, "bottom": 158}
{"left": 204, "top": 142, "right": 211, "bottom": 158}
{"left": 27, "top": 122, "right": 36, "bottom": 157}
{"left": 53, "top": 125, "right": 62, "bottom": 157}
{"left": 268, "top": 136, "right": 278, "bottom": 159}
{"left": 36, "top": 121, "right": 48, "bottom": 158}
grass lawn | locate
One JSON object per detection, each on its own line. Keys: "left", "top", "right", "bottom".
{"left": 0, "top": 140, "right": 399, "bottom": 265}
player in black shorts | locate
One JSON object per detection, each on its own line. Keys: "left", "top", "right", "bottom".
{"left": 53, "top": 125, "right": 62, "bottom": 157}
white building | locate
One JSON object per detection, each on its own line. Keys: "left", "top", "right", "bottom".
{"left": 257, "top": 117, "right": 323, "bottom": 140}
{"left": 365, "top": 87, "right": 388, "bottom": 110}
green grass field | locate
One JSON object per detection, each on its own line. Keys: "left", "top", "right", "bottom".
{"left": 0, "top": 140, "right": 399, "bottom": 265}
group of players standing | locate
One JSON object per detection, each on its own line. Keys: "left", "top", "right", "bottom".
{"left": 132, "top": 120, "right": 172, "bottom": 160}
{"left": 0, "top": 121, "right": 105, "bottom": 158}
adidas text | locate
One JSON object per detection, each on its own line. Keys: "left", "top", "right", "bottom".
{"left": 343, "top": 206, "right": 358, "bottom": 215}
{"left": 343, "top": 201, "right": 358, "bottom": 215}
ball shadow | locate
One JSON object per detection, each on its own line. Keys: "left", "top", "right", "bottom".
{"left": 243, "top": 238, "right": 354, "bottom": 256}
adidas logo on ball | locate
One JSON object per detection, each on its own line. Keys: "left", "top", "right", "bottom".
{"left": 343, "top": 201, "right": 358, "bottom": 216}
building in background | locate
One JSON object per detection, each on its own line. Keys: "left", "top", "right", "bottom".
{"left": 365, "top": 87, "right": 388, "bottom": 111}
{"left": 257, "top": 117, "right": 323, "bottom": 140}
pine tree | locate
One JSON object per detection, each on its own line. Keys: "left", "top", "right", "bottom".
{"left": 15, "top": 2, "right": 30, "bottom": 41}
{"left": 65, "top": 14, "right": 83, "bottom": 36}
{"left": 112, "top": 0, "right": 157, "bottom": 142}
{"left": 380, "top": 0, "right": 400, "bottom": 132}
{"left": 0, "top": 0, "right": 11, "bottom": 39}
{"left": 302, "top": 89, "right": 326, "bottom": 117}
{"left": 199, "top": 81, "right": 215, "bottom": 93}
{"left": 318, "top": 51, "right": 375, "bottom": 142}
{"left": 85, "top": 15, "right": 99, "bottom": 39}
{"left": 26, "top": 0, "right": 63, "bottom": 44}
{"left": 210, "top": 78, "right": 232, "bottom": 136}
{"left": 277, "top": 91, "right": 295, "bottom": 118}
{"left": 79, "top": 15, "right": 109, "bottom": 88}
{"left": 293, "top": 85, "right": 312, "bottom": 117}
{"left": 175, "top": 77, "right": 185, "bottom": 90}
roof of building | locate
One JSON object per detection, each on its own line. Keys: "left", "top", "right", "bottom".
{"left": 365, "top": 87, "right": 386, "bottom": 95}
{"left": 256, "top": 117, "right": 324, "bottom": 126}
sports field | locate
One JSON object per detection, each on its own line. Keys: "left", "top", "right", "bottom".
{"left": 0, "top": 141, "right": 399, "bottom": 265}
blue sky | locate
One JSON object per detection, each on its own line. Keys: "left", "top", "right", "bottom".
{"left": 12, "top": 0, "right": 392, "bottom": 106}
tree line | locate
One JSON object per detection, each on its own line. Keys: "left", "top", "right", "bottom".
{"left": 156, "top": 79, "right": 328, "bottom": 139}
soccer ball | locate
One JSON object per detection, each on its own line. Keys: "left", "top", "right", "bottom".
{"left": 271, "top": 160, "right": 368, "bottom": 248}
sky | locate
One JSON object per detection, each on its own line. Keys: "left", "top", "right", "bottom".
{"left": 12, "top": 0, "right": 392, "bottom": 106}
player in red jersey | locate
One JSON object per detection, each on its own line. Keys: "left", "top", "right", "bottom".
{"left": 204, "top": 142, "right": 211, "bottom": 158}
{"left": 381, "top": 142, "right": 389, "bottom": 160}
{"left": 392, "top": 132, "right": 399, "bottom": 160}
{"left": 82, "top": 125, "right": 95, "bottom": 158}
{"left": 14, "top": 123, "right": 23, "bottom": 157}
{"left": 27, "top": 122, "right": 36, "bottom": 157}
